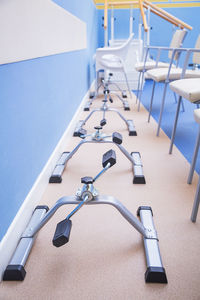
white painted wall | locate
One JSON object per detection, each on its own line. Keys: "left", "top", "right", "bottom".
{"left": 0, "top": 0, "right": 87, "bottom": 64}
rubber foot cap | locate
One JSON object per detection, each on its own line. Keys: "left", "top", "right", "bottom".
{"left": 133, "top": 176, "right": 146, "bottom": 184}
{"left": 129, "top": 131, "right": 137, "bottom": 136}
{"left": 3, "top": 265, "right": 26, "bottom": 281}
{"left": 49, "top": 175, "right": 62, "bottom": 183}
{"left": 145, "top": 267, "right": 168, "bottom": 283}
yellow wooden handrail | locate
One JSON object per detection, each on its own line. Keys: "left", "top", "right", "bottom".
{"left": 104, "top": 0, "right": 108, "bottom": 29}
{"left": 143, "top": 3, "right": 182, "bottom": 28}
{"left": 144, "top": 0, "right": 193, "bottom": 30}
{"left": 108, "top": 1, "right": 138, "bottom": 5}
{"left": 138, "top": 0, "right": 148, "bottom": 32}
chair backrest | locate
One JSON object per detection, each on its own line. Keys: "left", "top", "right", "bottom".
{"left": 193, "top": 35, "right": 200, "bottom": 65}
{"left": 110, "top": 33, "right": 134, "bottom": 60}
{"left": 168, "top": 29, "right": 187, "bottom": 60}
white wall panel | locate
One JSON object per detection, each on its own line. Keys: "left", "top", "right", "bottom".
{"left": 0, "top": 0, "right": 87, "bottom": 64}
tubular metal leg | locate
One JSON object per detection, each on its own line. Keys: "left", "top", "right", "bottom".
{"left": 137, "top": 70, "right": 145, "bottom": 112}
{"left": 3, "top": 206, "right": 49, "bottom": 281}
{"left": 108, "top": 108, "right": 137, "bottom": 136}
{"left": 148, "top": 81, "right": 156, "bottom": 123}
{"left": 169, "top": 96, "right": 182, "bottom": 154}
{"left": 123, "top": 69, "right": 132, "bottom": 99}
{"left": 137, "top": 207, "right": 167, "bottom": 283}
{"left": 191, "top": 176, "right": 200, "bottom": 222}
{"left": 3, "top": 196, "right": 167, "bottom": 283}
{"left": 136, "top": 71, "right": 142, "bottom": 103}
{"left": 187, "top": 126, "right": 200, "bottom": 184}
{"left": 50, "top": 140, "right": 145, "bottom": 184}
{"left": 173, "top": 92, "right": 185, "bottom": 112}
{"left": 156, "top": 82, "right": 168, "bottom": 137}
{"left": 114, "top": 94, "right": 130, "bottom": 111}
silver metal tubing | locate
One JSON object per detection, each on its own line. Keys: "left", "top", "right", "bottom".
{"left": 156, "top": 82, "right": 168, "bottom": 137}
{"left": 169, "top": 96, "right": 182, "bottom": 154}
{"left": 138, "top": 208, "right": 167, "bottom": 283}
{"left": 137, "top": 70, "right": 145, "bottom": 112}
{"left": 187, "top": 126, "right": 200, "bottom": 184}
{"left": 123, "top": 67, "right": 132, "bottom": 98}
{"left": 148, "top": 81, "right": 156, "bottom": 123}
{"left": 136, "top": 71, "right": 142, "bottom": 103}
{"left": 191, "top": 176, "right": 200, "bottom": 222}
{"left": 83, "top": 108, "right": 101, "bottom": 124}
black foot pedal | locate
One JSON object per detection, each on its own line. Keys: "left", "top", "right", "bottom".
{"left": 131, "top": 152, "right": 146, "bottom": 184}
{"left": 84, "top": 102, "right": 90, "bottom": 111}
{"left": 100, "top": 118, "right": 107, "bottom": 127}
{"left": 73, "top": 120, "right": 85, "bottom": 136}
{"left": 49, "top": 152, "right": 70, "bottom": 183}
{"left": 122, "top": 91, "right": 127, "bottom": 98}
{"left": 127, "top": 120, "right": 137, "bottom": 136}
{"left": 3, "top": 265, "right": 26, "bottom": 281}
{"left": 124, "top": 101, "right": 130, "bottom": 111}
{"left": 112, "top": 132, "right": 122, "bottom": 145}
{"left": 102, "top": 149, "right": 116, "bottom": 168}
{"left": 53, "top": 219, "right": 72, "bottom": 247}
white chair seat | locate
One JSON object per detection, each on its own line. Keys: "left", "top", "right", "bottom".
{"left": 194, "top": 108, "right": 200, "bottom": 124}
{"left": 135, "top": 61, "right": 174, "bottom": 72}
{"left": 100, "top": 54, "right": 123, "bottom": 70}
{"left": 170, "top": 78, "right": 200, "bottom": 103}
{"left": 147, "top": 68, "right": 200, "bottom": 82}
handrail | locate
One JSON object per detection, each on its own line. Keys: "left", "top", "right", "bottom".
{"left": 143, "top": 3, "right": 182, "bottom": 28}
{"left": 108, "top": 1, "right": 138, "bottom": 5}
{"left": 144, "top": 0, "right": 193, "bottom": 30}
{"left": 104, "top": 0, "right": 108, "bottom": 29}
{"left": 138, "top": 0, "right": 148, "bottom": 32}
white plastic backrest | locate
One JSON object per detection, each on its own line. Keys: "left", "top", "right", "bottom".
{"left": 96, "top": 33, "right": 134, "bottom": 61}
{"left": 193, "top": 35, "right": 200, "bottom": 65}
{"left": 168, "top": 29, "right": 187, "bottom": 60}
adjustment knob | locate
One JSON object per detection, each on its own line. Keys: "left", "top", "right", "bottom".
{"left": 94, "top": 126, "right": 102, "bottom": 130}
{"left": 81, "top": 176, "right": 94, "bottom": 184}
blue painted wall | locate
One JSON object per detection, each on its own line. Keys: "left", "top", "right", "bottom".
{"left": 0, "top": 0, "right": 98, "bottom": 241}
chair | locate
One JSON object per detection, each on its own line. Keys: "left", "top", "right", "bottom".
{"left": 169, "top": 78, "right": 200, "bottom": 155}
{"left": 95, "top": 33, "right": 134, "bottom": 98}
{"left": 146, "top": 35, "right": 200, "bottom": 136}
{"left": 135, "top": 29, "right": 187, "bottom": 109}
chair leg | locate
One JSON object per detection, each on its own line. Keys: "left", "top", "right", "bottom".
{"left": 137, "top": 70, "right": 145, "bottom": 112}
{"left": 187, "top": 126, "right": 200, "bottom": 184}
{"left": 148, "top": 81, "right": 156, "bottom": 123}
{"left": 156, "top": 82, "right": 168, "bottom": 137}
{"left": 169, "top": 96, "right": 182, "bottom": 154}
{"left": 191, "top": 175, "right": 200, "bottom": 222}
{"left": 136, "top": 72, "right": 142, "bottom": 103}
{"left": 174, "top": 92, "right": 185, "bottom": 112}
{"left": 123, "top": 70, "right": 132, "bottom": 99}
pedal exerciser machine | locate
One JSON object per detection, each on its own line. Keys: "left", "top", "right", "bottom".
{"left": 49, "top": 125, "right": 145, "bottom": 184}
{"left": 84, "top": 74, "right": 130, "bottom": 111}
{"left": 74, "top": 89, "right": 136, "bottom": 137}
{"left": 3, "top": 150, "right": 167, "bottom": 284}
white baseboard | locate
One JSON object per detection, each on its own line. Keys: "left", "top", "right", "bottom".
{"left": 0, "top": 82, "right": 94, "bottom": 281}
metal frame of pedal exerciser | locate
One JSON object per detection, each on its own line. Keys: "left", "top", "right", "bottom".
{"left": 3, "top": 150, "right": 167, "bottom": 284}
{"left": 49, "top": 126, "right": 145, "bottom": 184}
{"left": 74, "top": 89, "right": 136, "bottom": 137}
{"left": 84, "top": 73, "right": 130, "bottom": 111}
